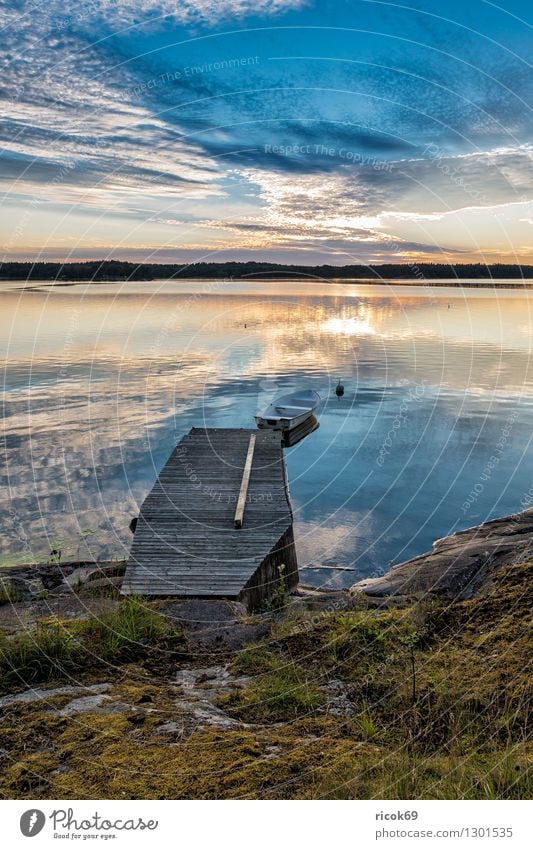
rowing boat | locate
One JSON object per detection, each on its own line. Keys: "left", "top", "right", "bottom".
{"left": 255, "top": 389, "right": 320, "bottom": 431}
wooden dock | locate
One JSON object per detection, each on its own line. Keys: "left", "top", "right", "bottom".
{"left": 122, "top": 428, "right": 298, "bottom": 609}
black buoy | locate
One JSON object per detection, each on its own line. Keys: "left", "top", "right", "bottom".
{"left": 335, "top": 379, "right": 344, "bottom": 397}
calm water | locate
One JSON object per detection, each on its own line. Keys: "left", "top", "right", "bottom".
{"left": 1, "top": 279, "right": 532, "bottom": 587}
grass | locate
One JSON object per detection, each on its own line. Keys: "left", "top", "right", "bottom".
{"left": 0, "top": 558, "right": 530, "bottom": 800}
{"left": 83, "top": 596, "right": 169, "bottom": 659}
{"left": 221, "top": 560, "right": 532, "bottom": 786}
{"left": 224, "top": 646, "right": 325, "bottom": 721}
{"left": 0, "top": 553, "right": 38, "bottom": 569}
{"left": 0, "top": 597, "right": 171, "bottom": 685}
{"left": 355, "top": 708, "right": 380, "bottom": 741}
{"left": 0, "top": 622, "right": 83, "bottom": 684}
{"left": 314, "top": 745, "right": 532, "bottom": 800}
{"left": 0, "top": 578, "right": 21, "bottom": 605}
{"left": 329, "top": 612, "right": 389, "bottom": 665}
{"left": 266, "top": 563, "right": 290, "bottom": 611}
{"left": 231, "top": 644, "right": 280, "bottom": 675}
{"left": 243, "top": 664, "right": 324, "bottom": 720}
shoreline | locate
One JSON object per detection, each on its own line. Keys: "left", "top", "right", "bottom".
{"left": 2, "top": 507, "right": 532, "bottom": 606}
{"left": 2, "top": 277, "right": 533, "bottom": 289}
{"left": 0, "top": 508, "right": 530, "bottom": 800}
{"left": 351, "top": 507, "right": 533, "bottom": 601}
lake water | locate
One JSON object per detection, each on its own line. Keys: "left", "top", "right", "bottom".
{"left": 1, "top": 279, "right": 532, "bottom": 587}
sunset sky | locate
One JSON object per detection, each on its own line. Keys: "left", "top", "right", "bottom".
{"left": 1, "top": 0, "right": 532, "bottom": 265}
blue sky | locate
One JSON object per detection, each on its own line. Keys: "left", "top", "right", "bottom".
{"left": 1, "top": 0, "right": 532, "bottom": 264}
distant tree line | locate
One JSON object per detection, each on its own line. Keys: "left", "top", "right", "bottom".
{"left": 1, "top": 260, "right": 532, "bottom": 281}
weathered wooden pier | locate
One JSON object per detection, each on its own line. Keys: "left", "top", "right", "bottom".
{"left": 122, "top": 428, "right": 298, "bottom": 610}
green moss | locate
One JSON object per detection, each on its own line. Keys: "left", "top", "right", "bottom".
{"left": 3, "top": 701, "right": 528, "bottom": 800}
{"left": 0, "top": 558, "right": 530, "bottom": 800}
{"left": 224, "top": 653, "right": 324, "bottom": 722}
{"left": 231, "top": 645, "right": 280, "bottom": 675}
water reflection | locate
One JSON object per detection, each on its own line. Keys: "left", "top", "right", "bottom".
{"left": 1, "top": 281, "right": 532, "bottom": 586}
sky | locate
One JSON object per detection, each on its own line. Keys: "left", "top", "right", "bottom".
{"left": 0, "top": 0, "right": 532, "bottom": 266}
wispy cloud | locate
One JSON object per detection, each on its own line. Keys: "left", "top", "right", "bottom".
{"left": 1, "top": 0, "right": 532, "bottom": 262}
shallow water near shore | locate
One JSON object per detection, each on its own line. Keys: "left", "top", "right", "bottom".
{"left": 1, "top": 279, "right": 532, "bottom": 587}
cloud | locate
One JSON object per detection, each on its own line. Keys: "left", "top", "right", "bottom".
{"left": 229, "top": 146, "right": 533, "bottom": 230}
{"left": 2, "top": 237, "right": 467, "bottom": 265}
{"left": 1, "top": 0, "right": 532, "bottom": 262}
{"left": 70, "top": 0, "right": 307, "bottom": 28}
{"left": 8, "top": 0, "right": 307, "bottom": 36}
{"left": 1, "top": 2, "right": 309, "bottom": 202}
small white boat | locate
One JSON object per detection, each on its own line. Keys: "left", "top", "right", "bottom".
{"left": 255, "top": 389, "right": 320, "bottom": 431}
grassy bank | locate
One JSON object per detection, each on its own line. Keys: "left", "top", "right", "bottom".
{"left": 0, "top": 597, "right": 175, "bottom": 685}
{"left": 0, "top": 558, "right": 530, "bottom": 799}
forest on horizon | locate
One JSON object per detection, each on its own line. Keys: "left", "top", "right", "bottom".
{"left": 1, "top": 260, "right": 532, "bottom": 281}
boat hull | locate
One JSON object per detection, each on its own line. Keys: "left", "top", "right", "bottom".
{"left": 255, "top": 409, "right": 314, "bottom": 430}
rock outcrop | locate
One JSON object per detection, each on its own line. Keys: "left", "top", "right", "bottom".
{"left": 352, "top": 509, "right": 533, "bottom": 600}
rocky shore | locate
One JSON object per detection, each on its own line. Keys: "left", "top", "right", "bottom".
{"left": 352, "top": 508, "right": 533, "bottom": 600}
{"left": 0, "top": 510, "right": 531, "bottom": 800}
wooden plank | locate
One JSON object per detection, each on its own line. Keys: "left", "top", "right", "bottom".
{"left": 123, "top": 427, "right": 297, "bottom": 603}
{"left": 234, "top": 433, "right": 256, "bottom": 529}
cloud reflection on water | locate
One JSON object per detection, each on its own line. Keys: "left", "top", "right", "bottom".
{"left": 1, "top": 282, "right": 532, "bottom": 584}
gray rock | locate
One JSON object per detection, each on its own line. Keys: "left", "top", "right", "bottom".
{"left": 59, "top": 694, "right": 111, "bottom": 715}
{"left": 0, "top": 682, "right": 112, "bottom": 710}
{"left": 176, "top": 700, "right": 244, "bottom": 730}
{"left": 59, "top": 695, "right": 131, "bottom": 716}
{"left": 322, "top": 678, "right": 354, "bottom": 717}
{"left": 63, "top": 566, "right": 97, "bottom": 589}
{"left": 176, "top": 665, "right": 250, "bottom": 693}
{"left": 23, "top": 578, "right": 46, "bottom": 598}
{"left": 155, "top": 721, "right": 184, "bottom": 735}
{"left": 192, "top": 621, "right": 271, "bottom": 651}
{"left": 164, "top": 599, "right": 247, "bottom": 624}
{"left": 173, "top": 664, "right": 250, "bottom": 731}
{"left": 352, "top": 509, "right": 533, "bottom": 600}
{"left": 162, "top": 599, "right": 270, "bottom": 650}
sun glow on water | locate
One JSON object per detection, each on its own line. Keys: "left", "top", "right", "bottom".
{"left": 323, "top": 317, "right": 376, "bottom": 335}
